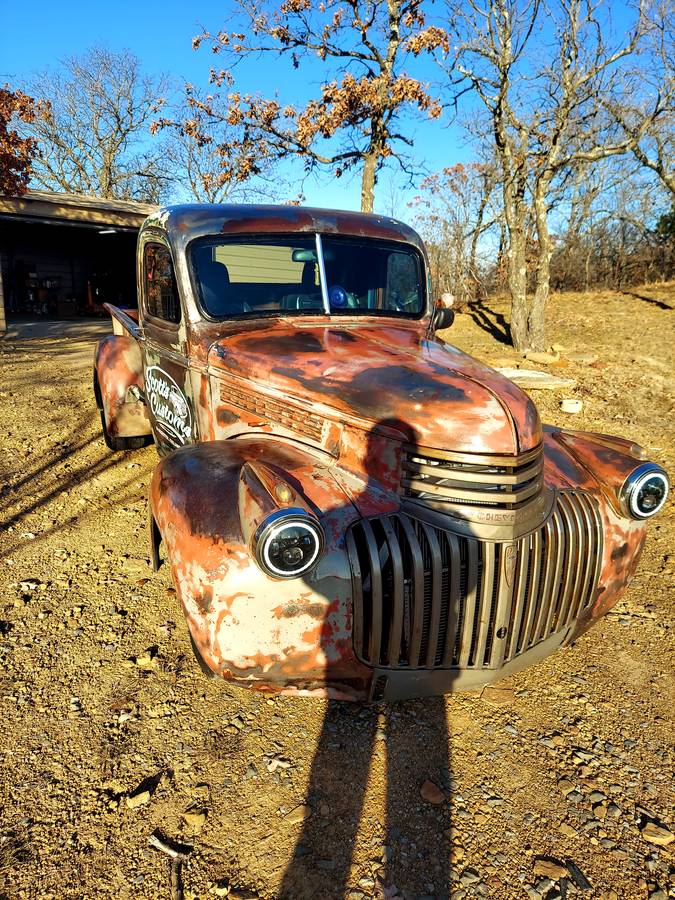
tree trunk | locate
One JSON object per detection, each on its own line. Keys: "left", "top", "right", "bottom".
{"left": 360, "top": 152, "right": 377, "bottom": 213}
{"left": 506, "top": 226, "right": 529, "bottom": 352}
{"left": 528, "top": 181, "right": 551, "bottom": 352}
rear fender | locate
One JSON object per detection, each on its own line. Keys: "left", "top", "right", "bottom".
{"left": 150, "top": 439, "right": 375, "bottom": 696}
{"left": 94, "top": 335, "right": 152, "bottom": 439}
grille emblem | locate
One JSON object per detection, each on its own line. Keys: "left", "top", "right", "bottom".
{"left": 503, "top": 543, "right": 518, "bottom": 587}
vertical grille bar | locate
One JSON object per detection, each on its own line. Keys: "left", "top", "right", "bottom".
{"left": 345, "top": 530, "right": 364, "bottom": 657}
{"left": 505, "top": 535, "right": 531, "bottom": 662}
{"left": 553, "top": 495, "right": 577, "bottom": 632}
{"left": 473, "top": 542, "right": 496, "bottom": 666}
{"left": 421, "top": 523, "right": 443, "bottom": 668}
{"left": 381, "top": 516, "right": 405, "bottom": 667}
{"left": 489, "top": 543, "right": 518, "bottom": 669}
{"left": 360, "top": 519, "right": 383, "bottom": 664}
{"left": 564, "top": 494, "right": 586, "bottom": 624}
{"left": 442, "top": 532, "right": 461, "bottom": 666}
{"left": 458, "top": 540, "right": 479, "bottom": 667}
{"left": 570, "top": 494, "right": 599, "bottom": 620}
{"left": 398, "top": 515, "right": 425, "bottom": 666}
{"left": 532, "top": 516, "right": 558, "bottom": 645}
{"left": 518, "top": 527, "right": 542, "bottom": 652}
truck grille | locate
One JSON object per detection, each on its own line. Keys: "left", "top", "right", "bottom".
{"left": 346, "top": 490, "right": 602, "bottom": 671}
{"left": 401, "top": 443, "right": 544, "bottom": 509}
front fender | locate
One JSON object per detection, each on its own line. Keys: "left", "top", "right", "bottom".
{"left": 543, "top": 427, "right": 649, "bottom": 631}
{"left": 150, "top": 438, "right": 373, "bottom": 699}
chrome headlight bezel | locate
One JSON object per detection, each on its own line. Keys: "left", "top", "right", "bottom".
{"left": 620, "top": 464, "right": 669, "bottom": 519}
{"left": 253, "top": 508, "right": 325, "bottom": 579}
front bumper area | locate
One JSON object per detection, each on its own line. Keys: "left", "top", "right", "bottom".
{"left": 368, "top": 629, "right": 570, "bottom": 700}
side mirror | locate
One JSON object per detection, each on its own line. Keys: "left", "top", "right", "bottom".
{"left": 433, "top": 307, "right": 455, "bottom": 330}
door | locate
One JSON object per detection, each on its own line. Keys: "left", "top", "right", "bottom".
{"left": 140, "top": 239, "right": 196, "bottom": 453}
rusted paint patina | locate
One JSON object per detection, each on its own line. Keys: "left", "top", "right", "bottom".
{"left": 94, "top": 203, "right": 668, "bottom": 700}
{"left": 94, "top": 334, "right": 151, "bottom": 439}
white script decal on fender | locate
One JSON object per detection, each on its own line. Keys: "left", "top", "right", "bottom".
{"left": 145, "top": 366, "right": 192, "bottom": 446}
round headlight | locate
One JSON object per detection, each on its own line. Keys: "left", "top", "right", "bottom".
{"left": 621, "top": 464, "right": 669, "bottom": 519}
{"left": 254, "top": 508, "right": 324, "bottom": 578}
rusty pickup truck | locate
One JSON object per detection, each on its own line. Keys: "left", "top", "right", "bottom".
{"left": 93, "top": 204, "right": 669, "bottom": 701}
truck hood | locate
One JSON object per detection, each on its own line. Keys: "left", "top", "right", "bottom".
{"left": 207, "top": 323, "right": 541, "bottom": 454}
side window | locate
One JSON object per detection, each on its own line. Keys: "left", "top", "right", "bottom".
{"left": 144, "top": 243, "right": 180, "bottom": 324}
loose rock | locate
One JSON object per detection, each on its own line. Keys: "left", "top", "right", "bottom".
{"left": 641, "top": 822, "right": 674, "bottom": 846}
{"left": 420, "top": 780, "right": 445, "bottom": 805}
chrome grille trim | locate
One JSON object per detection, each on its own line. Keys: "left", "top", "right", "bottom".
{"left": 401, "top": 443, "right": 545, "bottom": 509}
{"left": 347, "top": 490, "right": 603, "bottom": 671}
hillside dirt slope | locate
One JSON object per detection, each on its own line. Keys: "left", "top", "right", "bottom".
{"left": 0, "top": 284, "right": 673, "bottom": 900}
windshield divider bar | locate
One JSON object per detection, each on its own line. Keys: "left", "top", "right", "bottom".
{"left": 315, "top": 233, "right": 330, "bottom": 316}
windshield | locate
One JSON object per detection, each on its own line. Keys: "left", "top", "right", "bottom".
{"left": 190, "top": 235, "right": 425, "bottom": 319}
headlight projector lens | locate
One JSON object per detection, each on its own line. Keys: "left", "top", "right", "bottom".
{"left": 254, "top": 509, "right": 325, "bottom": 578}
{"left": 621, "top": 465, "right": 669, "bottom": 519}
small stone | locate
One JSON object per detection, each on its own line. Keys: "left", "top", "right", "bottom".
{"left": 496, "top": 368, "right": 575, "bottom": 390}
{"left": 19, "top": 578, "right": 41, "bottom": 592}
{"left": 135, "top": 650, "right": 157, "bottom": 670}
{"left": 560, "top": 398, "right": 583, "bottom": 414}
{"left": 420, "top": 780, "right": 445, "bottom": 805}
{"left": 126, "top": 790, "right": 150, "bottom": 809}
{"left": 459, "top": 868, "right": 480, "bottom": 886}
{"left": 558, "top": 780, "right": 576, "bottom": 795}
{"left": 588, "top": 791, "right": 607, "bottom": 804}
{"left": 565, "top": 859, "right": 592, "bottom": 891}
{"left": 450, "top": 846, "right": 465, "bottom": 864}
{"left": 525, "top": 351, "right": 560, "bottom": 364}
{"left": 285, "top": 804, "right": 311, "bottom": 825}
{"left": 532, "top": 858, "right": 568, "bottom": 880}
{"left": 183, "top": 809, "right": 207, "bottom": 831}
{"left": 641, "top": 822, "right": 674, "bottom": 846}
{"left": 481, "top": 685, "right": 515, "bottom": 705}
{"left": 559, "top": 823, "right": 577, "bottom": 837}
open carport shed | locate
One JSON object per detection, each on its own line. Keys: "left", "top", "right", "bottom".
{"left": 0, "top": 190, "right": 156, "bottom": 333}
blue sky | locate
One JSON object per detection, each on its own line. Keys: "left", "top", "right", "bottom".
{"left": 0, "top": 0, "right": 469, "bottom": 213}
{"left": 1, "top": 1, "right": 643, "bottom": 216}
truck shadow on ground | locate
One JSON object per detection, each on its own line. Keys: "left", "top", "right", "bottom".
{"left": 279, "top": 421, "right": 458, "bottom": 900}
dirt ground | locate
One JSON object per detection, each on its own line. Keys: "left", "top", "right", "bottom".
{"left": 0, "top": 285, "right": 673, "bottom": 900}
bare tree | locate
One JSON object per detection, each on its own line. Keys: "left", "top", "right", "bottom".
{"left": 410, "top": 161, "right": 498, "bottom": 305}
{"left": 24, "top": 47, "right": 170, "bottom": 202}
{"left": 550, "top": 159, "right": 674, "bottom": 288}
{"left": 156, "top": 87, "right": 290, "bottom": 204}
{"left": 0, "top": 86, "right": 36, "bottom": 195}
{"left": 189, "top": 0, "right": 448, "bottom": 212}
{"left": 444, "top": 0, "right": 650, "bottom": 351}
{"left": 605, "top": 1, "right": 675, "bottom": 197}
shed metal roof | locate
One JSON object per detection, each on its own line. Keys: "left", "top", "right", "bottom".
{"left": 0, "top": 190, "right": 157, "bottom": 230}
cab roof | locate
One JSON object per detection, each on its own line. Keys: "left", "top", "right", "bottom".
{"left": 141, "top": 203, "right": 426, "bottom": 256}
